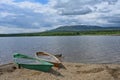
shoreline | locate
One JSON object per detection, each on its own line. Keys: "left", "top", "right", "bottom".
{"left": 1, "top": 30, "right": 120, "bottom": 37}
{"left": 0, "top": 62, "right": 120, "bottom": 80}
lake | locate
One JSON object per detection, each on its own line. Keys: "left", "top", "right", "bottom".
{"left": 0, "top": 36, "right": 120, "bottom": 64}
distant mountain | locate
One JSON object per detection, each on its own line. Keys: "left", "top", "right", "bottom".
{"left": 1, "top": 25, "right": 120, "bottom": 36}
{"left": 48, "top": 25, "right": 120, "bottom": 32}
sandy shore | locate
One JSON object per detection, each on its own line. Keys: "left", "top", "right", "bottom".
{"left": 0, "top": 62, "right": 120, "bottom": 80}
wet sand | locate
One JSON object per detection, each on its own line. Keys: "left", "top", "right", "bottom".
{"left": 0, "top": 62, "right": 120, "bottom": 80}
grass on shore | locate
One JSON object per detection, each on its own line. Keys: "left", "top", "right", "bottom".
{"left": 0, "top": 30, "right": 120, "bottom": 37}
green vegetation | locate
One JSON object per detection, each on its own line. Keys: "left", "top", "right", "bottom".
{"left": 1, "top": 25, "right": 120, "bottom": 37}
{"left": 0, "top": 30, "right": 120, "bottom": 37}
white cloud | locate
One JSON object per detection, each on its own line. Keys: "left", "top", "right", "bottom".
{"left": 32, "top": 22, "right": 40, "bottom": 26}
{"left": 0, "top": 26, "right": 50, "bottom": 34}
{"left": 0, "top": 0, "right": 120, "bottom": 33}
{"left": 0, "top": 12, "right": 16, "bottom": 18}
{"left": 0, "top": 0, "right": 14, "bottom": 4}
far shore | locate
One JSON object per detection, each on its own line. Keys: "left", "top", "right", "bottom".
{"left": 0, "top": 62, "right": 120, "bottom": 80}
{"left": 0, "top": 30, "right": 120, "bottom": 37}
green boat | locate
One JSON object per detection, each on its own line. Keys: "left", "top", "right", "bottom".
{"left": 13, "top": 53, "right": 53, "bottom": 72}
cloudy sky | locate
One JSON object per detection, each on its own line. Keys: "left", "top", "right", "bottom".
{"left": 0, "top": 0, "right": 120, "bottom": 33}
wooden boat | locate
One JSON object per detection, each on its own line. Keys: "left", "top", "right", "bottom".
{"left": 54, "top": 54, "right": 62, "bottom": 58}
{"left": 36, "top": 52, "right": 61, "bottom": 68}
{"left": 13, "top": 53, "right": 53, "bottom": 72}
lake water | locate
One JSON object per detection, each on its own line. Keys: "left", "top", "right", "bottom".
{"left": 0, "top": 36, "right": 120, "bottom": 64}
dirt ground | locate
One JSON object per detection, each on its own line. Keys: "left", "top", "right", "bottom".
{"left": 0, "top": 62, "right": 120, "bottom": 80}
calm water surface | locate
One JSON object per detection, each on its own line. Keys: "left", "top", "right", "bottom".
{"left": 0, "top": 36, "right": 120, "bottom": 64}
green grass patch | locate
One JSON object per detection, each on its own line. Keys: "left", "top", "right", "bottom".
{"left": 0, "top": 30, "right": 120, "bottom": 37}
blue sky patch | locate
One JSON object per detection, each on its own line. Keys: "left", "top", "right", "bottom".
{"left": 14, "top": 0, "right": 49, "bottom": 4}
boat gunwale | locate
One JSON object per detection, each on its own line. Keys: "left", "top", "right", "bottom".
{"left": 36, "top": 52, "right": 61, "bottom": 64}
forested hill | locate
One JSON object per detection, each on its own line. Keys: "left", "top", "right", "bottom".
{"left": 49, "top": 25, "right": 120, "bottom": 32}
{"left": 1, "top": 25, "right": 120, "bottom": 36}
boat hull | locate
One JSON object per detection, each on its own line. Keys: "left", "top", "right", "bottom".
{"left": 17, "top": 63, "right": 53, "bottom": 72}
{"left": 13, "top": 53, "right": 53, "bottom": 72}
{"left": 50, "top": 62, "right": 61, "bottom": 67}
{"left": 36, "top": 52, "right": 61, "bottom": 68}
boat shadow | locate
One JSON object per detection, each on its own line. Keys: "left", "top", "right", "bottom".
{"left": 59, "top": 63, "right": 67, "bottom": 70}
{"left": 48, "top": 69, "right": 64, "bottom": 77}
